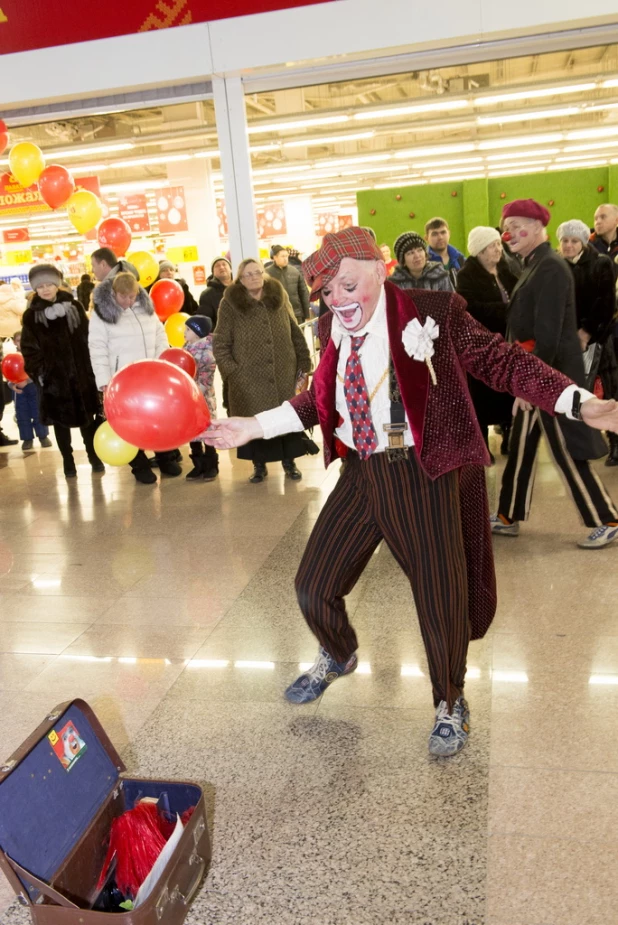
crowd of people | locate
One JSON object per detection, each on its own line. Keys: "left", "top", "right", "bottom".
{"left": 1, "top": 204, "right": 618, "bottom": 496}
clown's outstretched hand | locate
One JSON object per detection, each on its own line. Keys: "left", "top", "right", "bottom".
{"left": 581, "top": 397, "right": 618, "bottom": 433}
{"left": 204, "top": 417, "right": 263, "bottom": 449}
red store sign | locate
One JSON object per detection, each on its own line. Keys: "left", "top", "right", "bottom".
{"left": 0, "top": 1, "right": 335, "bottom": 55}
{"left": 118, "top": 194, "right": 151, "bottom": 233}
{"left": 2, "top": 227, "right": 29, "bottom": 243}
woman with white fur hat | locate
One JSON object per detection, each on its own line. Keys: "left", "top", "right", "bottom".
{"left": 557, "top": 218, "right": 618, "bottom": 466}
{"left": 456, "top": 226, "right": 520, "bottom": 460}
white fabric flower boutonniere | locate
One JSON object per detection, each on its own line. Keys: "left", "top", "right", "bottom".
{"left": 402, "top": 317, "right": 439, "bottom": 385}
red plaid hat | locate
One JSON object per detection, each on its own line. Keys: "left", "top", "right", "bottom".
{"left": 302, "top": 227, "right": 384, "bottom": 299}
{"left": 501, "top": 198, "right": 551, "bottom": 227}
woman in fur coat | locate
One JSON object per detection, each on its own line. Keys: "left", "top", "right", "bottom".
{"left": 89, "top": 271, "right": 182, "bottom": 483}
{"left": 213, "top": 259, "right": 312, "bottom": 483}
{"left": 20, "top": 263, "right": 103, "bottom": 477}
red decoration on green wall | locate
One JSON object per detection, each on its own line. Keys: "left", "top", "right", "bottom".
{"left": 500, "top": 192, "right": 506, "bottom": 200}
{"left": 451, "top": 190, "right": 458, "bottom": 197}
{"left": 395, "top": 194, "right": 402, "bottom": 201}
{"left": 598, "top": 185, "right": 605, "bottom": 193}
{"left": 408, "top": 212, "right": 416, "bottom": 219}
{"left": 548, "top": 199, "right": 555, "bottom": 207}
{"left": 369, "top": 209, "right": 376, "bottom": 216}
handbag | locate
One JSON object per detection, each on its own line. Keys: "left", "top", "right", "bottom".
{"left": 582, "top": 342, "right": 603, "bottom": 392}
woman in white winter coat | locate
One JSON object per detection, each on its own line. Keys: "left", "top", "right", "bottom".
{"left": 89, "top": 271, "right": 182, "bottom": 483}
{"left": 0, "top": 279, "right": 27, "bottom": 337}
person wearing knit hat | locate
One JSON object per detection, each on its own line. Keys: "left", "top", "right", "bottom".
{"left": 205, "top": 225, "right": 618, "bottom": 756}
{"left": 456, "top": 227, "right": 520, "bottom": 461}
{"left": 199, "top": 258, "right": 233, "bottom": 329}
{"left": 491, "top": 201, "right": 618, "bottom": 548}
{"left": 467, "top": 226, "right": 501, "bottom": 258}
{"left": 148, "top": 259, "right": 199, "bottom": 316}
{"left": 391, "top": 231, "right": 452, "bottom": 293}
{"left": 557, "top": 219, "right": 618, "bottom": 467}
{"left": 21, "top": 263, "right": 104, "bottom": 478}
{"left": 184, "top": 314, "right": 219, "bottom": 481}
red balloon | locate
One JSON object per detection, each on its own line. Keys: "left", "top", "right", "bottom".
{"left": 150, "top": 279, "right": 184, "bottom": 321}
{"left": 38, "top": 165, "right": 75, "bottom": 210}
{"left": 0, "top": 120, "right": 8, "bottom": 157}
{"left": 104, "top": 359, "right": 210, "bottom": 452}
{"left": 1, "top": 353, "right": 27, "bottom": 383}
{"left": 159, "top": 347, "right": 197, "bottom": 379}
{"left": 98, "top": 217, "right": 132, "bottom": 257}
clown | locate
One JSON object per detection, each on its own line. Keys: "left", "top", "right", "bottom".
{"left": 206, "top": 227, "right": 618, "bottom": 757}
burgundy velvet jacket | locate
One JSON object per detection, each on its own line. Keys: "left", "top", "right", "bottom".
{"left": 289, "top": 282, "right": 573, "bottom": 639}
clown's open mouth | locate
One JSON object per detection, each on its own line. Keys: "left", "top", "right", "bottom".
{"left": 331, "top": 303, "right": 362, "bottom": 329}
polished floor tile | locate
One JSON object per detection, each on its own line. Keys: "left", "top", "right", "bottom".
{"left": 0, "top": 430, "right": 617, "bottom": 924}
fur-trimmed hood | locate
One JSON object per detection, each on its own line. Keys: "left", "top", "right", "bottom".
{"left": 92, "top": 281, "right": 154, "bottom": 325}
{"left": 222, "top": 275, "right": 285, "bottom": 312}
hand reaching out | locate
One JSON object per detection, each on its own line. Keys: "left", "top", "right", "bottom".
{"left": 581, "top": 397, "right": 618, "bottom": 434}
{"left": 203, "top": 417, "right": 264, "bottom": 449}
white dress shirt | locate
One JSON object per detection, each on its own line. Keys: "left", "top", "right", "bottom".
{"left": 256, "top": 287, "right": 593, "bottom": 446}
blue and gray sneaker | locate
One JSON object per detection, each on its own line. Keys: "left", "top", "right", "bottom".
{"left": 577, "top": 523, "right": 618, "bottom": 549}
{"left": 284, "top": 646, "right": 358, "bottom": 704}
{"left": 428, "top": 696, "right": 470, "bottom": 757}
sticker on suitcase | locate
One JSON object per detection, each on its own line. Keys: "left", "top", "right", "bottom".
{"left": 48, "top": 720, "right": 87, "bottom": 771}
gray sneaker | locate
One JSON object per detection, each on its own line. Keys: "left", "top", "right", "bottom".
{"left": 21, "top": 440, "right": 33, "bottom": 451}
{"left": 490, "top": 514, "right": 520, "bottom": 537}
{"left": 428, "top": 697, "right": 470, "bottom": 757}
{"left": 577, "top": 523, "right": 618, "bottom": 549}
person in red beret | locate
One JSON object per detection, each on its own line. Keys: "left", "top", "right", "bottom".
{"left": 205, "top": 226, "right": 618, "bottom": 756}
{"left": 492, "top": 199, "right": 618, "bottom": 548}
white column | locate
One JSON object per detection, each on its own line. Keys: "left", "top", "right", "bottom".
{"left": 166, "top": 157, "right": 220, "bottom": 293}
{"left": 212, "top": 75, "right": 259, "bottom": 265}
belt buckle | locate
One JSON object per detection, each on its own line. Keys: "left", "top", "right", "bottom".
{"left": 383, "top": 423, "right": 408, "bottom": 462}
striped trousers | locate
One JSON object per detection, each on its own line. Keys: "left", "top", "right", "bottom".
{"left": 498, "top": 407, "right": 618, "bottom": 527}
{"left": 295, "top": 449, "right": 470, "bottom": 708}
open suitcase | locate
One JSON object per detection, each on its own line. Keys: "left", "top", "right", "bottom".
{"left": 0, "top": 699, "right": 212, "bottom": 924}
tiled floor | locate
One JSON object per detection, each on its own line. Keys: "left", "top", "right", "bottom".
{"left": 1, "top": 423, "right": 617, "bottom": 925}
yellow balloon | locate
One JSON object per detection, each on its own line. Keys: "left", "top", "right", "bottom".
{"left": 129, "top": 251, "right": 159, "bottom": 287}
{"left": 67, "top": 189, "right": 103, "bottom": 234}
{"left": 9, "top": 142, "right": 45, "bottom": 188}
{"left": 93, "top": 421, "right": 138, "bottom": 466}
{"left": 164, "top": 312, "right": 190, "bottom": 347}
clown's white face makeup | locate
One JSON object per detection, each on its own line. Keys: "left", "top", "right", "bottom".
{"left": 321, "top": 258, "right": 387, "bottom": 333}
{"left": 502, "top": 217, "right": 545, "bottom": 259}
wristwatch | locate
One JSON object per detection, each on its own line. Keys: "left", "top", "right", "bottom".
{"left": 571, "top": 389, "right": 583, "bottom": 421}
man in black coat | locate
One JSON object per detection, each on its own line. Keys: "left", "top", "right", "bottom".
{"left": 265, "top": 245, "right": 310, "bottom": 325}
{"left": 492, "top": 199, "right": 618, "bottom": 549}
{"left": 198, "top": 257, "right": 232, "bottom": 329}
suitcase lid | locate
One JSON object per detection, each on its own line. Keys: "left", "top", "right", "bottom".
{"left": 0, "top": 699, "right": 126, "bottom": 886}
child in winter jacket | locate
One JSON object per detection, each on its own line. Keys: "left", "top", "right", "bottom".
{"left": 89, "top": 271, "right": 182, "bottom": 483}
{"left": 183, "top": 314, "right": 219, "bottom": 481}
{"left": 8, "top": 330, "right": 52, "bottom": 452}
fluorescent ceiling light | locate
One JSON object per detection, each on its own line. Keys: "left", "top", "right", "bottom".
{"left": 411, "top": 156, "right": 484, "bottom": 168}
{"left": 100, "top": 180, "right": 170, "bottom": 192}
{"left": 566, "top": 126, "right": 618, "bottom": 140}
{"left": 478, "top": 107, "right": 579, "bottom": 126}
{"left": 548, "top": 160, "right": 606, "bottom": 170}
{"left": 248, "top": 115, "right": 349, "bottom": 134}
{"left": 482, "top": 158, "right": 552, "bottom": 170}
{"left": 317, "top": 154, "right": 392, "bottom": 167}
{"left": 46, "top": 143, "right": 135, "bottom": 159}
{"left": 485, "top": 148, "right": 561, "bottom": 160}
{"left": 555, "top": 152, "right": 611, "bottom": 162}
{"left": 253, "top": 164, "right": 312, "bottom": 176}
{"left": 193, "top": 150, "right": 220, "bottom": 158}
{"left": 601, "top": 79, "right": 618, "bottom": 88}
{"left": 114, "top": 153, "right": 193, "bottom": 168}
{"left": 478, "top": 133, "right": 563, "bottom": 150}
{"left": 249, "top": 143, "right": 281, "bottom": 153}
{"left": 422, "top": 164, "right": 489, "bottom": 176}
{"left": 488, "top": 167, "right": 547, "bottom": 177}
{"left": 563, "top": 139, "right": 618, "bottom": 153}
{"left": 353, "top": 99, "right": 469, "bottom": 120}
{"left": 475, "top": 82, "right": 595, "bottom": 106}
{"left": 394, "top": 143, "right": 475, "bottom": 159}
{"left": 429, "top": 174, "right": 484, "bottom": 183}
{"left": 374, "top": 179, "right": 425, "bottom": 188}
{"left": 283, "top": 131, "right": 374, "bottom": 148}
{"left": 585, "top": 101, "right": 618, "bottom": 113}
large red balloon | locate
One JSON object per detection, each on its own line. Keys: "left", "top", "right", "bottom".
{"left": 38, "top": 165, "right": 75, "bottom": 210}
{"left": 98, "top": 217, "right": 132, "bottom": 257}
{"left": 150, "top": 279, "right": 184, "bottom": 321}
{"left": 1, "top": 353, "right": 27, "bottom": 384}
{"left": 159, "top": 347, "right": 197, "bottom": 379}
{"left": 0, "top": 120, "right": 8, "bottom": 157}
{"left": 104, "top": 359, "right": 210, "bottom": 452}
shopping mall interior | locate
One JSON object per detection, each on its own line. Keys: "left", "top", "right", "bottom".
{"left": 1, "top": 4, "right": 618, "bottom": 924}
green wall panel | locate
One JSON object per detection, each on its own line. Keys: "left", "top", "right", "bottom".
{"left": 357, "top": 166, "right": 612, "bottom": 255}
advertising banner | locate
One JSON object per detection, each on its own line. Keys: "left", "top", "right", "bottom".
{"left": 256, "top": 201, "right": 286, "bottom": 238}
{"left": 2, "top": 227, "right": 29, "bottom": 243}
{"left": 157, "top": 186, "right": 188, "bottom": 233}
{"left": 0, "top": 0, "right": 334, "bottom": 55}
{"left": 118, "top": 194, "right": 151, "bottom": 233}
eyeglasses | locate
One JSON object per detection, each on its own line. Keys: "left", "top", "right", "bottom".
{"left": 242, "top": 270, "right": 263, "bottom": 280}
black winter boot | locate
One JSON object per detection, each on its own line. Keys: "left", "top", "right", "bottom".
{"left": 131, "top": 450, "right": 157, "bottom": 484}
{"left": 186, "top": 442, "right": 206, "bottom": 481}
{"left": 282, "top": 459, "right": 302, "bottom": 480}
{"left": 606, "top": 432, "right": 618, "bottom": 467}
{"left": 157, "top": 450, "right": 182, "bottom": 477}
{"left": 249, "top": 463, "right": 268, "bottom": 483}
{"left": 203, "top": 444, "right": 219, "bottom": 482}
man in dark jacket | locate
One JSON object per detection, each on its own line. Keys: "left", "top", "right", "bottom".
{"left": 198, "top": 257, "right": 232, "bottom": 328}
{"left": 425, "top": 217, "right": 465, "bottom": 285}
{"left": 590, "top": 203, "right": 618, "bottom": 274}
{"left": 91, "top": 247, "right": 139, "bottom": 285}
{"left": 492, "top": 199, "right": 618, "bottom": 549}
{"left": 265, "top": 245, "right": 310, "bottom": 324}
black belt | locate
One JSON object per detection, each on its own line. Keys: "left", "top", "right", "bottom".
{"left": 384, "top": 355, "right": 408, "bottom": 462}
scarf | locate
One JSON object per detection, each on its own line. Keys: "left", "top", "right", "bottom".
{"left": 34, "top": 299, "right": 81, "bottom": 333}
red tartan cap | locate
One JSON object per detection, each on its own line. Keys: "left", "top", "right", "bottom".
{"left": 501, "top": 198, "right": 551, "bottom": 226}
{"left": 302, "top": 226, "right": 384, "bottom": 299}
